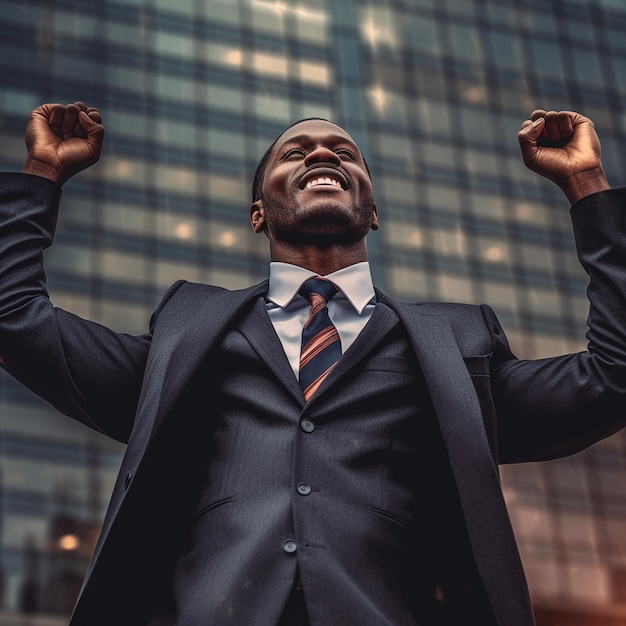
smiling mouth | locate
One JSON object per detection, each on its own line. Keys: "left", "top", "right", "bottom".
{"left": 304, "top": 176, "right": 344, "bottom": 190}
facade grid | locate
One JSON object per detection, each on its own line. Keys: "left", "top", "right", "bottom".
{"left": 0, "top": 0, "right": 625, "bottom": 622}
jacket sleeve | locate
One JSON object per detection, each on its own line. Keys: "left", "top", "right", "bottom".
{"left": 0, "top": 173, "right": 155, "bottom": 443}
{"left": 491, "top": 187, "right": 626, "bottom": 463}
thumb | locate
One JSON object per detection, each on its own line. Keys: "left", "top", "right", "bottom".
{"left": 518, "top": 117, "right": 545, "bottom": 146}
{"left": 79, "top": 110, "right": 104, "bottom": 137}
{"left": 517, "top": 117, "right": 545, "bottom": 167}
{"left": 78, "top": 111, "right": 105, "bottom": 158}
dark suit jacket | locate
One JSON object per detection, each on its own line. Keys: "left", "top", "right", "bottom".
{"left": 1, "top": 173, "right": 626, "bottom": 625}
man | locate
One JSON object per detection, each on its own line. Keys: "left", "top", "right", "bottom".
{"left": 0, "top": 101, "right": 624, "bottom": 625}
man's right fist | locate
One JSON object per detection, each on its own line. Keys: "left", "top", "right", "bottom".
{"left": 23, "top": 101, "right": 104, "bottom": 186}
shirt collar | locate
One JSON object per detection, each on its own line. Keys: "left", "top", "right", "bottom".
{"left": 267, "top": 261, "right": 375, "bottom": 314}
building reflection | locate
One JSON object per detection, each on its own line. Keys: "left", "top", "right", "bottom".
{"left": 0, "top": 0, "right": 625, "bottom": 623}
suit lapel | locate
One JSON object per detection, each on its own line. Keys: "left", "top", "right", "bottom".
{"left": 238, "top": 297, "right": 304, "bottom": 404}
{"left": 131, "top": 280, "right": 270, "bottom": 451}
{"left": 381, "top": 294, "right": 500, "bottom": 484}
{"left": 303, "top": 301, "right": 401, "bottom": 409}
{"left": 381, "top": 294, "right": 526, "bottom": 624}
{"left": 237, "top": 299, "right": 403, "bottom": 409}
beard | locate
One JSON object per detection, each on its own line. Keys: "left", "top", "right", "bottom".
{"left": 260, "top": 190, "right": 376, "bottom": 248}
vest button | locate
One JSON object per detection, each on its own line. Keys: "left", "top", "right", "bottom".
{"left": 301, "top": 419, "right": 315, "bottom": 433}
{"left": 296, "top": 482, "right": 312, "bottom": 496}
{"left": 283, "top": 540, "right": 297, "bottom": 554}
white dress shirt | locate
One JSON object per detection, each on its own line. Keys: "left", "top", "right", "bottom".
{"left": 265, "top": 261, "right": 376, "bottom": 378}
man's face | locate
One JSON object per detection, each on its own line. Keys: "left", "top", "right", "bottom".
{"left": 251, "top": 120, "right": 378, "bottom": 246}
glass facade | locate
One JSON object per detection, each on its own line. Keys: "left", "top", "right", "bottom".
{"left": 0, "top": 0, "right": 625, "bottom": 622}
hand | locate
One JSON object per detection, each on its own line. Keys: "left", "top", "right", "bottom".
{"left": 518, "top": 109, "right": 609, "bottom": 204}
{"left": 23, "top": 101, "right": 104, "bottom": 186}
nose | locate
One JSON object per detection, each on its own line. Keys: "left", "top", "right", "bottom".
{"left": 304, "top": 145, "right": 340, "bottom": 166}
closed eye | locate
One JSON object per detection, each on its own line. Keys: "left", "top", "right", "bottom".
{"left": 336, "top": 149, "right": 356, "bottom": 159}
{"left": 282, "top": 148, "right": 306, "bottom": 159}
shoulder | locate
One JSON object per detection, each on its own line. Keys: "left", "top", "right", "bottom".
{"left": 414, "top": 300, "right": 486, "bottom": 321}
{"left": 159, "top": 279, "right": 266, "bottom": 303}
{"left": 412, "top": 301, "right": 497, "bottom": 342}
{"left": 378, "top": 291, "right": 506, "bottom": 355}
{"left": 149, "top": 279, "right": 269, "bottom": 330}
{"left": 378, "top": 289, "right": 489, "bottom": 327}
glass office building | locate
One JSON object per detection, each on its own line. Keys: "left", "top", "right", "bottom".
{"left": 0, "top": 0, "right": 625, "bottom": 622}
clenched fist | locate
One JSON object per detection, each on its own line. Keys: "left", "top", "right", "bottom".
{"left": 23, "top": 101, "right": 104, "bottom": 186}
{"left": 518, "top": 109, "right": 609, "bottom": 204}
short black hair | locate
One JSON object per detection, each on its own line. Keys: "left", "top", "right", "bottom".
{"left": 251, "top": 118, "right": 371, "bottom": 202}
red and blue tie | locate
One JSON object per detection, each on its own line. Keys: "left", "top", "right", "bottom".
{"left": 298, "top": 277, "right": 342, "bottom": 401}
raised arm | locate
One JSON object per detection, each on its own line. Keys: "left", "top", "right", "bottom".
{"left": 517, "top": 109, "right": 610, "bottom": 204}
{"left": 0, "top": 103, "right": 148, "bottom": 442}
{"left": 23, "top": 101, "right": 104, "bottom": 185}
{"left": 493, "top": 111, "right": 626, "bottom": 462}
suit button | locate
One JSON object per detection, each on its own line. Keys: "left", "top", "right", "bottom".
{"left": 301, "top": 419, "right": 315, "bottom": 433}
{"left": 124, "top": 472, "right": 133, "bottom": 490}
{"left": 296, "top": 482, "right": 312, "bottom": 496}
{"left": 283, "top": 540, "right": 297, "bottom": 554}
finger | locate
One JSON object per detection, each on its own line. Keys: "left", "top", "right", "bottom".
{"left": 46, "top": 104, "right": 66, "bottom": 136}
{"left": 545, "top": 111, "right": 572, "bottom": 144}
{"left": 78, "top": 112, "right": 105, "bottom": 157}
{"left": 556, "top": 111, "right": 574, "bottom": 138}
{"left": 527, "top": 110, "right": 550, "bottom": 143}
{"left": 73, "top": 120, "right": 88, "bottom": 139}
{"left": 79, "top": 110, "right": 105, "bottom": 137}
{"left": 72, "top": 102, "right": 90, "bottom": 138}
{"left": 518, "top": 116, "right": 546, "bottom": 142}
{"left": 86, "top": 107, "right": 102, "bottom": 125}
{"left": 60, "top": 104, "right": 80, "bottom": 138}
{"left": 530, "top": 109, "right": 546, "bottom": 122}
{"left": 543, "top": 111, "right": 561, "bottom": 141}
{"left": 72, "top": 102, "right": 95, "bottom": 138}
{"left": 517, "top": 117, "right": 546, "bottom": 166}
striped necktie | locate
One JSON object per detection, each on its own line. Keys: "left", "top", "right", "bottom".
{"left": 298, "top": 277, "right": 342, "bottom": 401}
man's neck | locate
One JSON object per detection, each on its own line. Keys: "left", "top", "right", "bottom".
{"left": 269, "top": 241, "right": 368, "bottom": 275}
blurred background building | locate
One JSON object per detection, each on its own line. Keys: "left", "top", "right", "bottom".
{"left": 0, "top": 0, "right": 625, "bottom": 623}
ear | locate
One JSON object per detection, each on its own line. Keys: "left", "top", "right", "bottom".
{"left": 250, "top": 200, "right": 266, "bottom": 233}
{"left": 370, "top": 203, "right": 379, "bottom": 231}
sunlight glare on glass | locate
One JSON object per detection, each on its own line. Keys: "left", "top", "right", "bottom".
{"left": 175, "top": 223, "right": 193, "bottom": 240}
{"left": 409, "top": 229, "right": 423, "bottom": 247}
{"left": 224, "top": 49, "right": 243, "bottom": 66}
{"left": 58, "top": 534, "right": 80, "bottom": 551}
{"left": 464, "top": 85, "right": 488, "bottom": 104}
{"left": 483, "top": 245, "right": 504, "bottom": 262}
{"left": 369, "top": 85, "right": 387, "bottom": 114}
{"left": 251, "top": 0, "right": 326, "bottom": 22}
{"left": 361, "top": 11, "right": 395, "bottom": 51}
{"left": 219, "top": 231, "right": 236, "bottom": 247}
{"left": 115, "top": 160, "right": 133, "bottom": 178}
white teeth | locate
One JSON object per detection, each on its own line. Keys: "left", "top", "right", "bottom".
{"left": 305, "top": 177, "right": 342, "bottom": 189}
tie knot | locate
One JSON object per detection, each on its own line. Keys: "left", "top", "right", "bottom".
{"left": 298, "top": 277, "right": 338, "bottom": 304}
